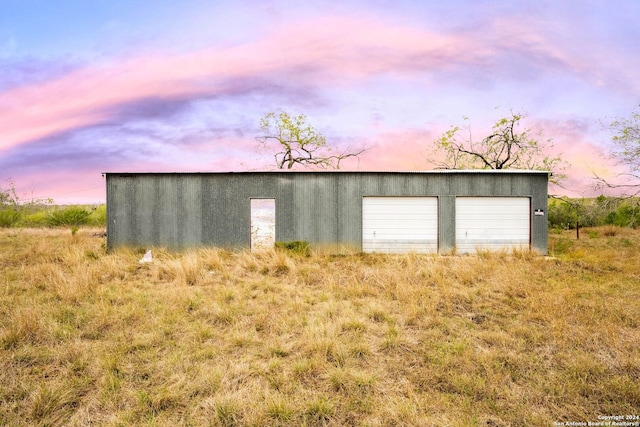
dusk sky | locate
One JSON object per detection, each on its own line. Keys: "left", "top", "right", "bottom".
{"left": 1, "top": 0, "right": 639, "bottom": 203}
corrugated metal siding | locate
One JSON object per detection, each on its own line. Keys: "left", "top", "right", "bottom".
{"left": 106, "top": 171, "right": 549, "bottom": 254}
{"left": 438, "top": 196, "right": 456, "bottom": 253}
{"left": 179, "top": 176, "right": 203, "bottom": 247}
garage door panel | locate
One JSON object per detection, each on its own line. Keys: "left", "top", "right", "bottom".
{"left": 363, "top": 197, "right": 438, "bottom": 254}
{"left": 456, "top": 197, "right": 530, "bottom": 254}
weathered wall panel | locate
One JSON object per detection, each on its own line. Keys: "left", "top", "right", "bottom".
{"left": 106, "top": 171, "right": 549, "bottom": 254}
{"left": 438, "top": 195, "right": 456, "bottom": 253}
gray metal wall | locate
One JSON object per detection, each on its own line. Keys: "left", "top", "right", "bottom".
{"left": 106, "top": 171, "right": 549, "bottom": 254}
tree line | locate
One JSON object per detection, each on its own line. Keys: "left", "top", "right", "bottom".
{"left": 0, "top": 181, "right": 105, "bottom": 228}
{"left": 549, "top": 196, "right": 640, "bottom": 230}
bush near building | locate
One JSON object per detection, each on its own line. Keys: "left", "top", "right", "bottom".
{"left": 0, "top": 204, "right": 107, "bottom": 228}
{"left": 548, "top": 196, "right": 640, "bottom": 230}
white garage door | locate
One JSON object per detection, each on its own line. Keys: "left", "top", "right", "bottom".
{"left": 362, "top": 197, "right": 438, "bottom": 253}
{"left": 456, "top": 197, "right": 530, "bottom": 254}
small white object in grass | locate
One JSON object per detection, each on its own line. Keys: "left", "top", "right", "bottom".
{"left": 139, "top": 250, "right": 153, "bottom": 264}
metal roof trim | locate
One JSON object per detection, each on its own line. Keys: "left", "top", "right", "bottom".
{"left": 103, "top": 169, "right": 551, "bottom": 175}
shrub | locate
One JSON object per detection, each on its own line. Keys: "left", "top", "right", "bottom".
{"left": 605, "top": 202, "right": 640, "bottom": 228}
{"left": 550, "top": 237, "right": 573, "bottom": 255}
{"left": 549, "top": 227, "right": 564, "bottom": 234}
{"left": 0, "top": 209, "right": 21, "bottom": 227}
{"left": 548, "top": 199, "right": 578, "bottom": 230}
{"left": 88, "top": 205, "right": 107, "bottom": 226}
{"left": 601, "top": 225, "right": 621, "bottom": 237}
{"left": 275, "top": 240, "right": 311, "bottom": 256}
{"left": 20, "top": 211, "right": 50, "bottom": 227}
{"left": 47, "top": 207, "right": 91, "bottom": 227}
{"left": 547, "top": 197, "right": 640, "bottom": 230}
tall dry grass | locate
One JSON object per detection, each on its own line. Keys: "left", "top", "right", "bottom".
{"left": 0, "top": 227, "right": 638, "bottom": 426}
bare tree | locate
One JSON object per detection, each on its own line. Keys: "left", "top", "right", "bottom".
{"left": 428, "top": 112, "right": 566, "bottom": 184}
{"left": 596, "top": 105, "right": 640, "bottom": 195}
{"left": 257, "top": 111, "right": 364, "bottom": 169}
{"left": 0, "top": 179, "right": 19, "bottom": 207}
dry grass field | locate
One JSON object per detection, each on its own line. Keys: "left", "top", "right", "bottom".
{"left": 1, "top": 227, "right": 639, "bottom": 426}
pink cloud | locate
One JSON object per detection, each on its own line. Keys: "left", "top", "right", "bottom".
{"left": 0, "top": 14, "right": 532, "bottom": 152}
{"left": 348, "top": 128, "right": 439, "bottom": 171}
{"left": 3, "top": 10, "right": 636, "bottom": 203}
{"left": 4, "top": 10, "right": 634, "bottom": 152}
{"left": 480, "top": 14, "right": 640, "bottom": 94}
{"left": 10, "top": 168, "right": 106, "bottom": 205}
{"left": 534, "top": 118, "right": 631, "bottom": 196}
{"left": 4, "top": 10, "right": 607, "bottom": 152}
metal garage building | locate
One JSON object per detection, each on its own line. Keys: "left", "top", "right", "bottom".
{"left": 105, "top": 170, "right": 549, "bottom": 254}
